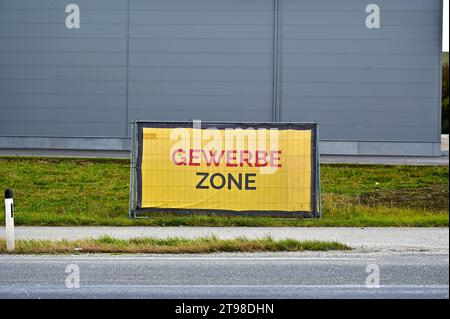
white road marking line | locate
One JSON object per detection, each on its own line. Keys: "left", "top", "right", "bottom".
{"left": 0, "top": 256, "right": 370, "bottom": 261}
{"left": 0, "top": 284, "right": 447, "bottom": 289}
{"left": 72, "top": 284, "right": 450, "bottom": 289}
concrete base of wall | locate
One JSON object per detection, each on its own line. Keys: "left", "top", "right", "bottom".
{"left": 0, "top": 136, "right": 130, "bottom": 151}
{"left": 320, "top": 141, "right": 442, "bottom": 157}
{"left": 0, "top": 136, "right": 443, "bottom": 157}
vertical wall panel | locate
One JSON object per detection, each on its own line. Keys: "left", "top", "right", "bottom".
{"left": 127, "top": 0, "right": 275, "bottom": 123}
{"left": 279, "top": 0, "right": 442, "bottom": 142}
{"left": 0, "top": 0, "right": 128, "bottom": 137}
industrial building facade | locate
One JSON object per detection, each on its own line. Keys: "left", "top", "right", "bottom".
{"left": 0, "top": 0, "right": 444, "bottom": 156}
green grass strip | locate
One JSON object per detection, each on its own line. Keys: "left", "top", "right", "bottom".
{"left": 0, "top": 235, "right": 351, "bottom": 254}
{"left": 0, "top": 157, "right": 448, "bottom": 227}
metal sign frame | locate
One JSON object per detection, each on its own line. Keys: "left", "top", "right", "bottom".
{"left": 129, "top": 121, "right": 321, "bottom": 218}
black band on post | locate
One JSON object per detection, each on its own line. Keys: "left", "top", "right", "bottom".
{"left": 5, "top": 189, "right": 13, "bottom": 199}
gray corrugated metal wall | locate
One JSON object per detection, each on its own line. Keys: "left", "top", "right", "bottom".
{"left": 0, "top": 0, "right": 443, "bottom": 155}
{"left": 0, "top": 0, "right": 128, "bottom": 137}
{"left": 127, "top": 0, "right": 274, "bottom": 123}
{"left": 280, "top": 0, "right": 442, "bottom": 143}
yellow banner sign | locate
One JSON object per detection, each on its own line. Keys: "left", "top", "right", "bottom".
{"left": 132, "top": 122, "right": 319, "bottom": 216}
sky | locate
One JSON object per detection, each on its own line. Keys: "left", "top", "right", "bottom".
{"left": 444, "top": 0, "right": 449, "bottom": 52}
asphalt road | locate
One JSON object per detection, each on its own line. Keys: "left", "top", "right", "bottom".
{"left": 0, "top": 251, "right": 448, "bottom": 299}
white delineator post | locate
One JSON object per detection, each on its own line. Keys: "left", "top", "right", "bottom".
{"left": 4, "top": 189, "right": 15, "bottom": 252}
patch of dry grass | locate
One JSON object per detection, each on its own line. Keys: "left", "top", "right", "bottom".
{"left": 0, "top": 235, "right": 350, "bottom": 254}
